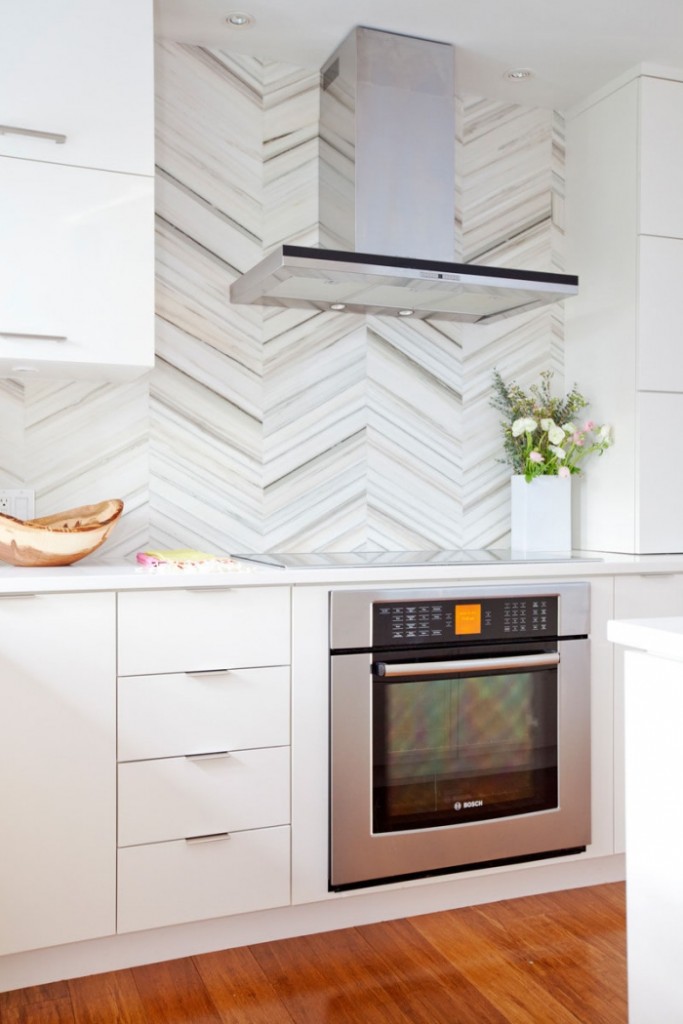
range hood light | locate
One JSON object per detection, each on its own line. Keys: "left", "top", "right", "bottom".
{"left": 225, "top": 11, "right": 253, "bottom": 27}
{"left": 398, "top": 309, "right": 414, "bottom": 317}
{"left": 505, "top": 67, "right": 535, "bottom": 81}
{"left": 330, "top": 302, "right": 347, "bottom": 311}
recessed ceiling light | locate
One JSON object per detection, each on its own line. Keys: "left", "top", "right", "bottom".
{"left": 504, "top": 68, "right": 535, "bottom": 82}
{"left": 330, "top": 303, "right": 347, "bottom": 311}
{"left": 226, "top": 11, "right": 254, "bottom": 27}
{"left": 397, "top": 309, "right": 414, "bottom": 317}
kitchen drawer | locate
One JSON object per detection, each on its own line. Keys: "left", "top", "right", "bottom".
{"left": 117, "top": 825, "right": 291, "bottom": 933}
{"left": 118, "top": 666, "right": 290, "bottom": 760}
{"left": 117, "top": 587, "right": 290, "bottom": 675}
{"left": 118, "top": 747, "right": 290, "bottom": 846}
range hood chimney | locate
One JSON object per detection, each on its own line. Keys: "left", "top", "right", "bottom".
{"left": 230, "top": 27, "right": 578, "bottom": 323}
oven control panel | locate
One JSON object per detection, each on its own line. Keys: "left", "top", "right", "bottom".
{"left": 373, "top": 595, "right": 559, "bottom": 645}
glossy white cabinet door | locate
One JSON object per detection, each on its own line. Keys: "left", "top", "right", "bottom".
{"left": 0, "top": 157, "right": 154, "bottom": 379}
{"left": 637, "top": 236, "right": 683, "bottom": 392}
{"left": 637, "top": 393, "right": 683, "bottom": 552}
{"left": 0, "top": 593, "right": 116, "bottom": 956}
{"left": 0, "top": 0, "right": 153, "bottom": 174}
{"left": 639, "top": 76, "right": 683, "bottom": 238}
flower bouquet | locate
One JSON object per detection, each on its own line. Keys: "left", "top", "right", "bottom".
{"left": 490, "top": 369, "right": 613, "bottom": 483}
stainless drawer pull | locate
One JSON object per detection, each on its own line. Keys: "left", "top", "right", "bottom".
{"left": 376, "top": 652, "right": 560, "bottom": 678}
{"left": 1, "top": 331, "right": 68, "bottom": 342}
{"left": 0, "top": 123, "right": 67, "bottom": 144}
{"left": 186, "top": 587, "right": 233, "bottom": 592}
{"left": 185, "top": 832, "right": 231, "bottom": 844}
{"left": 185, "top": 668, "right": 230, "bottom": 677}
{"left": 185, "top": 750, "right": 231, "bottom": 761}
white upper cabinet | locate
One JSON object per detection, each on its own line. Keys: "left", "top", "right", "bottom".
{"left": 0, "top": 158, "right": 154, "bottom": 379}
{"left": 639, "top": 76, "right": 683, "bottom": 238}
{"left": 0, "top": 0, "right": 154, "bottom": 175}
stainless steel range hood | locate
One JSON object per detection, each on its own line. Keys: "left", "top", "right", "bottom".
{"left": 230, "top": 27, "right": 578, "bottom": 323}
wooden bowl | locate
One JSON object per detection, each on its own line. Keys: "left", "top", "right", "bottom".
{"left": 0, "top": 499, "right": 124, "bottom": 567}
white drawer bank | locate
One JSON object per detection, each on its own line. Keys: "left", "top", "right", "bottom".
{"left": 116, "top": 587, "right": 292, "bottom": 933}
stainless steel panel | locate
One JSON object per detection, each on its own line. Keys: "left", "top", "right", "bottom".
{"left": 330, "top": 581, "right": 591, "bottom": 650}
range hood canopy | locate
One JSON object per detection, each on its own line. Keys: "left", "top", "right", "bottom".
{"left": 230, "top": 27, "right": 578, "bottom": 323}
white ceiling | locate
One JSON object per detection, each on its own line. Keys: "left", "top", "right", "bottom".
{"left": 154, "top": 0, "right": 683, "bottom": 110}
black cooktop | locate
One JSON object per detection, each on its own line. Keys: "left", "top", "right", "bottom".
{"left": 233, "top": 549, "right": 601, "bottom": 569}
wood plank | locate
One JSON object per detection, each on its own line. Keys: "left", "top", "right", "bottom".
{"left": 358, "top": 916, "right": 511, "bottom": 1023}
{"left": 410, "top": 884, "right": 626, "bottom": 1024}
{"left": 0, "top": 997, "right": 76, "bottom": 1024}
{"left": 130, "top": 956, "right": 221, "bottom": 1024}
{"left": 68, "top": 969, "right": 148, "bottom": 1024}
{"left": 193, "top": 945, "right": 296, "bottom": 1024}
{"left": 251, "top": 929, "right": 413, "bottom": 1023}
{"left": 411, "top": 905, "right": 590, "bottom": 1023}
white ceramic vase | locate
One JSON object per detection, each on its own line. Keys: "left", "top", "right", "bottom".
{"left": 510, "top": 474, "right": 572, "bottom": 553}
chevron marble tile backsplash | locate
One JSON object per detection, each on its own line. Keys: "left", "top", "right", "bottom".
{"left": 0, "top": 41, "right": 568, "bottom": 556}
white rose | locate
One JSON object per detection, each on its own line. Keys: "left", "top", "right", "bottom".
{"left": 540, "top": 418, "right": 554, "bottom": 431}
{"left": 512, "top": 417, "right": 537, "bottom": 437}
{"left": 548, "top": 425, "right": 566, "bottom": 445}
{"left": 549, "top": 444, "right": 566, "bottom": 460}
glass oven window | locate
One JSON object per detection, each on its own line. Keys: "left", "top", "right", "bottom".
{"left": 372, "top": 651, "right": 558, "bottom": 833}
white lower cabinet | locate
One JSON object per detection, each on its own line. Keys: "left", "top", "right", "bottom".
{"left": 0, "top": 593, "right": 116, "bottom": 956}
{"left": 116, "top": 587, "right": 292, "bottom": 934}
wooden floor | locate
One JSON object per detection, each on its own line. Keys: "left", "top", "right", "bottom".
{"left": 1, "top": 882, "right": 627, "bottom": 1023}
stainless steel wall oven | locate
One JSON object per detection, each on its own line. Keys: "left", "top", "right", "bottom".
{"left": 329, "top": 582, "right": 591, "bottom": 890}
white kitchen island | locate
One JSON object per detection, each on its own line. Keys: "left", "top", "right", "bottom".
{"left": 607, "top": 616, "right": 683, "bottom": 1024}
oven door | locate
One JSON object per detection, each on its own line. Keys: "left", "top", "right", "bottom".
{"left": 329, "top": 638, "right": 591, "bottom": 890}
{"left": 373, "top": 643, "right": 560, "bottom": 834}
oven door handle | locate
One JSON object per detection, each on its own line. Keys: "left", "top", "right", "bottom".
{"left": 375, "top": 652, "right": 560, "bottom": 677}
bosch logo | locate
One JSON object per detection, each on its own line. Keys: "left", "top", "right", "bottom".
{"left": 454, "top": 799, "right": 484, "bottom": 810}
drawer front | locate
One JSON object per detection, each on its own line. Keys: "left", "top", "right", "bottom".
{"left": 117, "top": 587, "right": 290, "bottom": 675}
{"left": 118, "top": 666, "right": 290, "bottom": 760}
{"left": 117, "top": 825, "right": 291, "bottom": 933}
{"left": 118, "top": 747, "right": 290, "bottom": 846}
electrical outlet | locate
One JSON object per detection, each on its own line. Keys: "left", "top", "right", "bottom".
{"left": 0, "top": 489, "right": 35, "bottom": 520}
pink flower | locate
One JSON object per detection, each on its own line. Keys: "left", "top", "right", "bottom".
{"left": 583, "top": 419, "right": 596, "bottom": 431}
{"left": 558, "top": 466, "right": 571, "bottom": 479}
{"left": 529, "top": 451, "right": 544, "bottom": 463}
{"left": 572, "top": 432, "right": 585, "bottom": 446}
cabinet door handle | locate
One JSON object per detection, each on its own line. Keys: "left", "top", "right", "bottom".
{"left": 185, "top": 668, "right": 230, "bottom": 677}
{"left": 0, "top": 124, "right": 67, "bottom": 144}
{"left": 0, "top": 332, "right": 68, "bottom": 342}
{"left": 185, "top": 832, "right": 231, "bottom": 844}
{"left": 184, "top": 751, "right": 231, "bottom": 761}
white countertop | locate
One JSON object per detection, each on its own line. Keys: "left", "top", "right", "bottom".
{"left": 3, "top": 550, "right": 683, "bottom": 593}
{"left": 608, "top": 616, "right": 683, "bottom": 659}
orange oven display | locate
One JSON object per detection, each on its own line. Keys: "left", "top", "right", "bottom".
{"left": 454, "top": 603, "right": 482, "bottom": 635}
